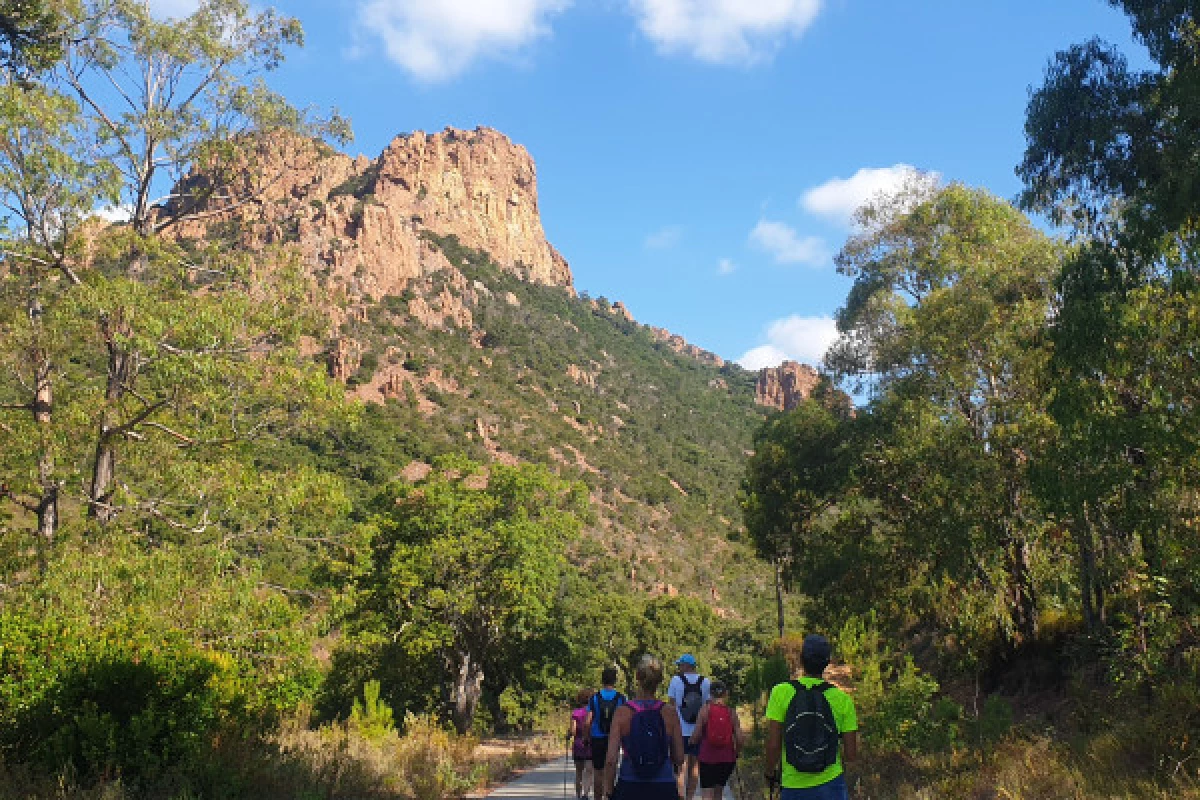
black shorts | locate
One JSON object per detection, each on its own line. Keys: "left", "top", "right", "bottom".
{"left": 611, "top": 781, "right": 680, "bottom": 800}
{"left": 590, "top": 738, "right": 609, "bottom": 770}
{"left": 698, "top": 762, "right": 735, "bottom": 789}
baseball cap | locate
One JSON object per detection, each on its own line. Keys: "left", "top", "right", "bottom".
{"left": 802, "top": 634, "right": 832, "bottom": 664}
{"left": 675, "top": 653, "right": 697, "bottom": 666}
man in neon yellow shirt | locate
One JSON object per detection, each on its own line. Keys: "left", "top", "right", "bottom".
{"left": 764, "top": 635, "right": 858, "bottom": 800}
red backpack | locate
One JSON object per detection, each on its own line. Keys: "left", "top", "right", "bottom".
{"left": 706, "top": 704, "right": 734, "bottom": 749}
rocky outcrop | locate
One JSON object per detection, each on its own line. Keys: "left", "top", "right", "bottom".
{"left": 167, "top": 127, "right": 572, "bottom": 298}
{"left": 648, "top": 327, "right": 725, "bottom": 368}
{"left": 755, "top": 360, "right": 821, "bottom": 411}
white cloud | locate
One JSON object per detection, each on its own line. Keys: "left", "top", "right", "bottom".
{"left": 92, "top": 205, "right": 132, "bottom": 224}
{"left": 630, "top": 0, "right": 821, "bottom": 64}
{"left": 801, "top": 164, "right": 939, "bottom": 226}
{"left": 717, "top": 257, "right": 736, "bottom": 275}
{"left": 738, "top": 315, "right": 838, "bottom": 369}
{"left": 749, "top": 220, "right": 829, "bottom": 266}
{"left": 645, "top": 225, "right": 684, "bottom": 249}
{"left": 355, "top": 0, "right": 570, "bottom": 82}
{"left": 146, "top": 0, "right": 200, "bottom": 19}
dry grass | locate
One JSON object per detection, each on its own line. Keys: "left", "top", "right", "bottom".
{"left": 0, "top": 714, "right": 560, "bottom": 800}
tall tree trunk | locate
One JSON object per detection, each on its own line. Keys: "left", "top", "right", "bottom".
{"left": 1077, "top": 516, "right": 1098, "bottom": 634}
{"left": 1003, "top": 534, "right": 1038, "bottom": 644}
{"left": 34, "top": 356, "right": 56, "bottom": 547}
{"left": 89, "top": 334, "right": 132, "bottom": 523}
{"left": 774, "top": 559, "right": 786, "bottom": 639}
{"left": 1002, "top": 482, "right": 1038, "bottom": 644}
{"left": 450, "top": 650, "right": 484, "bottom": 735}
{"left": 29, "top": 295, "right": 57, "bottom": 561}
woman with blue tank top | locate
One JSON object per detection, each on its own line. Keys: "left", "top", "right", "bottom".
{"left": 603, "top": 654, "right": 684, "bottom": 800}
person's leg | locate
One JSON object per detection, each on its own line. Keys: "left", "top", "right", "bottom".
{"left": 684, "top": 754, "right": 700, "bottom": 800}
{"left": 592, "top": 741, "right": 608, "bottom": 800}
{"left": 584, "top": 762, "right": 594, "bottom": 798}
{"left": 576, "top": 761, "right": 586, "bottom": 799}
{"left": 813, "top": 776, "right": 847, "bottom": 800}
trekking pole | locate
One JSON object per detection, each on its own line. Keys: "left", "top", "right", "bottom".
{"left": 563, "top": 744, "right": 571, "bottom": 800}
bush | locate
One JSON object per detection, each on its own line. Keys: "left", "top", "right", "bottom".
{"left": 0, "top": 617, "right": 239, "bottom": 788}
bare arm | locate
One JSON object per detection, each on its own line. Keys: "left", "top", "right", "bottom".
{"left": 689, "top": 704, "right": 709, "bottom": 748}
{"left": 765, "top": 719, "right": 783, "bottom": 782}
{"left": 732, "top": 708, "right": 744, "bottom": 754}
{"left": 664, "top": 705, "right": 685, "bottom": 774}
{"left": 841, "top": 731, "right": 858, "bottom": 763}
{"left": 604, "top": 707, "right": 629, "bottom": 797}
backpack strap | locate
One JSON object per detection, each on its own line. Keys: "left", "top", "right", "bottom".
{"left": 628, "top": 699, "right": 663, "bottom": 713}
{"left": 789, "top": 680, "right": 832, "bottom": 693}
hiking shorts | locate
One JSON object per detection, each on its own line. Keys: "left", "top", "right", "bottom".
{"left": 781, "top": 776, "right": 848, "bottom": 800}
{"left": 698, "top": 762, "right": 735, "bottom": 788}
{"left": 590, "top": 738, "right": 609, "bottom": 770}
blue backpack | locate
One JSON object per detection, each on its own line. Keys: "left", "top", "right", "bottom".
{"left": 625, "top": 700, "right": 670, "bottom": 778}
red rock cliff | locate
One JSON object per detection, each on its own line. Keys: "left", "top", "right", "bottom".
{"left": 755, "top": 361, "right": 821, "bottom": 411}
{"left": 168, "top": 127, "right": 572, "bottom": 297}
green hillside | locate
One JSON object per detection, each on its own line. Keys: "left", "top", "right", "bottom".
{"left": 274, "top": 231, "right": 775, "bottom": 617}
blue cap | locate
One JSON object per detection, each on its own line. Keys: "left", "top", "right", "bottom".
{"left": 675, "top": 653, "right": 697, "bottom": 666}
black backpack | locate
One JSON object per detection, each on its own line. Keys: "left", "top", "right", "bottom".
{"left": 679, "top": 674, "right": 705, "bottom": 725}
{"left": 625, "top": 700, "right": 670, "bottom": 778}
{"left": 592, "top": 691, "right": 623, "bottom": 736}
{"left": 782, "top": 680, "right": 839, "bottom": 773}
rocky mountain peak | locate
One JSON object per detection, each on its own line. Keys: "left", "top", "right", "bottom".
{"left": 168, "top": 126, "right": 572, "bottom": 298}
{"left": 755, "top": 360, "right": 821, "bottom": 410}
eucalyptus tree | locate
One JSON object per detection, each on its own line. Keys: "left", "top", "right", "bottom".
{"left": 827, "top": 184, "right": 1062, "bottom": 646}
{"left": 0, "top": 12, "right": 116, "bottom": 552}
{"left": 0, "top": 0, "right": 349, "bottom": 552}
{"left": 1019, "top": 0, "right": 1200, "bottom": 662}
{"left": 50, "top": 0, "right": 348, "bottom": 523}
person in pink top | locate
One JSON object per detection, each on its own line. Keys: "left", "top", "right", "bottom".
{"left": 688, "top": 681, "right": 743, "bottom": 800}
{"left": 569, "top": 687, "right": 595, "bottom": 799}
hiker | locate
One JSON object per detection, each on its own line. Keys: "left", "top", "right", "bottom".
{"left": 587, "top": 666, "right": 626, "bottom": 800}
{"left": 689, "top": 680, "right": 742, "bottom": 800}
{"left": 667, "top": 654, "right": 710, "bottom": 800}
{"left": 569, "top": 687, "right": 594, "bottom": 800}
{"left": 604, "top": 654, "right": 685, "bottom": 800}
{"left": 764, "top": 635, "right": 858, "bottom": 800}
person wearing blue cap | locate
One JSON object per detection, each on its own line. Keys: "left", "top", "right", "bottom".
{"left": 667, "top": 653, "right": 710, "bottom": 800}
{"left": 764, "top": 635, "right": 858, "bottom": 800}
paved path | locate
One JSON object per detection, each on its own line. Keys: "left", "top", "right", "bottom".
{"left": 486, "top": 756, "right": 739, "bottom": 800}
{"left": 487, "top": 756, "right": 574, "bottom": 800}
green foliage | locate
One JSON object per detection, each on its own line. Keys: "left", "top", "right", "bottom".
{"left": 338, "top": 459, "right": 588, "bottom": 733}
{"left": 0, "top": 534, "right": 319, "bottom": 791}
{"left": 329, "top": 163, "right": 381, "bottom": 200}
{"left": 349, "top": 680, "right": 395, "bottom": 741}
{"left": 869, "top": 659, "right": 959, "bottom": 754}
{"left": 0, "top": 0, "right": 63, "bottom": 73}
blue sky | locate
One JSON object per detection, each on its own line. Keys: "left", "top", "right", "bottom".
{"left": 161, "top": 0, "right": 1144, "bottom": 369}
